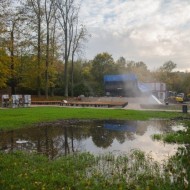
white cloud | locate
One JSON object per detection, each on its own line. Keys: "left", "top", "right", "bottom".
{"left": 80, "top": 0, "right": 190, "bottom": 71}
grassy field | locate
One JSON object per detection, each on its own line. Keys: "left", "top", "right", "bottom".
{"left": 0, "top": 107, "right": 190, "bottom": 189}
{"left": 0, "top": 106, "right": 187, "bottom": 130}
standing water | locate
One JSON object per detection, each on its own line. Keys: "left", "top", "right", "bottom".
{"left": 0, "top": 119, "right": 183, "bottom": 161}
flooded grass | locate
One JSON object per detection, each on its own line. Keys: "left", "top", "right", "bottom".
{"left": 153, "top": 121, "right": 190, "bottom": 144}
{"left": 0, "top": 149, "right": 189, "bottom": 190}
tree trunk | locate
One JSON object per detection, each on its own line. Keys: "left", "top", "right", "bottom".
{"left": 10, "top": 30, "right": 15, "bottom": 95}
{"left": 37, "top": 0, "right": 41, "bottom": 97}
{"left": 71, "top": 52, "right": 74, "bottom": 97}
{"left": 45, "top": 22, "right": 50, "bottom": 99}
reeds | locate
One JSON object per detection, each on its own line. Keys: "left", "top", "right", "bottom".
{"left": 0, "top": 148, "right": 189, "bottom": 190}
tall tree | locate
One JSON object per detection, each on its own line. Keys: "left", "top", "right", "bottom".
{"left": 70, "top": 24, "right": 88, "bottom": 97}
{"left": 0, "top": 0, "right": 26, "bottom": 94}
{"left": 25, "top": 0, "right": 44, "bottom": 96}
{"left": 56, "top": 0, "right": 81, "bottom": 97}
{"left": 44, "top": 0, "right": 56, "bottom": 98}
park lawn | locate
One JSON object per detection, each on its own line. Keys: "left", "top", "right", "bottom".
{"left": 0, "top": 106, "right": 187, "bottom": 130}
{"left": 0, "top": 107, "right": 190, "bottom": 190}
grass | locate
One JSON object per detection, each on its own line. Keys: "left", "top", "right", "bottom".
{"left": 0, "top": 106, "right": 187, "bottom": 130}
{"left": 0, "top": 107, "right": 190, "bottom": 189}
{"left": 153, "top": 121, "right": 190, "bottom": 144}
{"left": 0, "top": 150, "right": 189, "bottom": 190}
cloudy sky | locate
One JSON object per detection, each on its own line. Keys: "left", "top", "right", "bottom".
{"left": 80, "top": 0, "right": 190, "bottom": 71}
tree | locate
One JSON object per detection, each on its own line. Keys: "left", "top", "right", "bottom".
{"left": 182, "top": 72, "right": 190, "bottom": 94}
{"left": 91, "top": 52, "right": 115, "bottom": 95}
{"left": 116, "top": 56, "right": 127, "bottom": 73}
{"left": 159, "top": 60, "right": 177, "bottom": 73}
{"left": 56, "top": 0, "right": 82, "bottom": 97}
{"left": 155, "top": 60, "right": 178, "bottom": 91}
{"left": 91, "top": 52, "right": 115, "bottom": 81}
{"left": 70, "top": 24, "right": 88, "bottom": 97}
{"left": 25, "top": 0, "right": 44, "bottom": 96}
{"left": 44, "top": 0, "right": 56, "bottom": 98}
{"left": 0, "top": 48, "right": 10, "bottom": 88}
{"left": 0, "top": 0, "right": 27, "bottom": 94}
{"left": 126, "top": 61, "right": 151, "bottom": 82}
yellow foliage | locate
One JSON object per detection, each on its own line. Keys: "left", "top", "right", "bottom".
{"left": 0, "top": 48, "right": 10, "bottom": 88}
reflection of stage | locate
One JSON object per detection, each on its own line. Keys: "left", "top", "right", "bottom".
{"left": 104, "top": 123, "right": 137, "bottom": 132}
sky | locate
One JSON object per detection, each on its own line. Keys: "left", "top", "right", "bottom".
{"left": 80, "top": 0, "right": 190, "bottom": 71}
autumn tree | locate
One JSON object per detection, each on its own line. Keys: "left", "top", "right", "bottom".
{"left": 0, "top": 0, "right": 28, "bottom": 94}
{"left": 125, "top": 61, "right": 151, "bottom": 82}
{"left": 56, "top": 0, "right": 85, "bottom": 97}
{"left": 70, "top": 24, "right": 88, "bottom": 97}
{"left": 43, "top": 0, "right": 58, "bottom": 98}
{"left": 0, "top": 48, "right": 10, "bottom": 88}
{"left": 23, "top": 0, "right": 44, "bottom": 96}
{"left": 155, "top": 60, "right": 178, "bottom": 91}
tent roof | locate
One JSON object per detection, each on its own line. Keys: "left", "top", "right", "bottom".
{"left": 104, "top": 74, "right": 137, "bottom": 82}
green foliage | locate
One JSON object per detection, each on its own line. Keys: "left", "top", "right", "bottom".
{"left": 91, "top": 52, "right": 115, "bottom": 80}
{"left": 73, "top": 83, "right": 91, "bottom": 96}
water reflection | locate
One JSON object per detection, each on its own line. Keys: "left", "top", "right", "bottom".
{"left": 0, "top": 120, "right": 181, "bottom": 161}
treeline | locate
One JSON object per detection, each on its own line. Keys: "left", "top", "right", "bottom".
{"left": 0, "top": 1, "right": 190, "bottom": 98}
{"left": 0, "top": 0, "right": 87, "bottom": 98}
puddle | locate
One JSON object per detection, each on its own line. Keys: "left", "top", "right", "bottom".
{"left": 0, "top": 120, "right": 182, "bottom": 161}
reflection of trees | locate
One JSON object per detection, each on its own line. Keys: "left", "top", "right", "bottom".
{"left": 90, "top": 120, "right": 139, "bottom": 148}
{"left": 0, "top": 119, "right": 177, "bottom": 159}
{"left": 90, "top": 127, "right": 114, "bottom": 148}
{"left": 135, "top": 121, "right": 147, "bottom": 136}
{"left": 0, "top": 131, "right": 15, "bottom": 151}
{"left": 116, "top": 132, "right": 135, "bottom": 143}
{"left": 0, "top": 125, "right": 79, "bottom": 159}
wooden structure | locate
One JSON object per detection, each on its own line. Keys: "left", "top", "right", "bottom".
{"left": 32, "top": 101, "right": 61, "bottom": 105}
{"left": 31, "top": 100, "right": 128, "bottom": 108}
